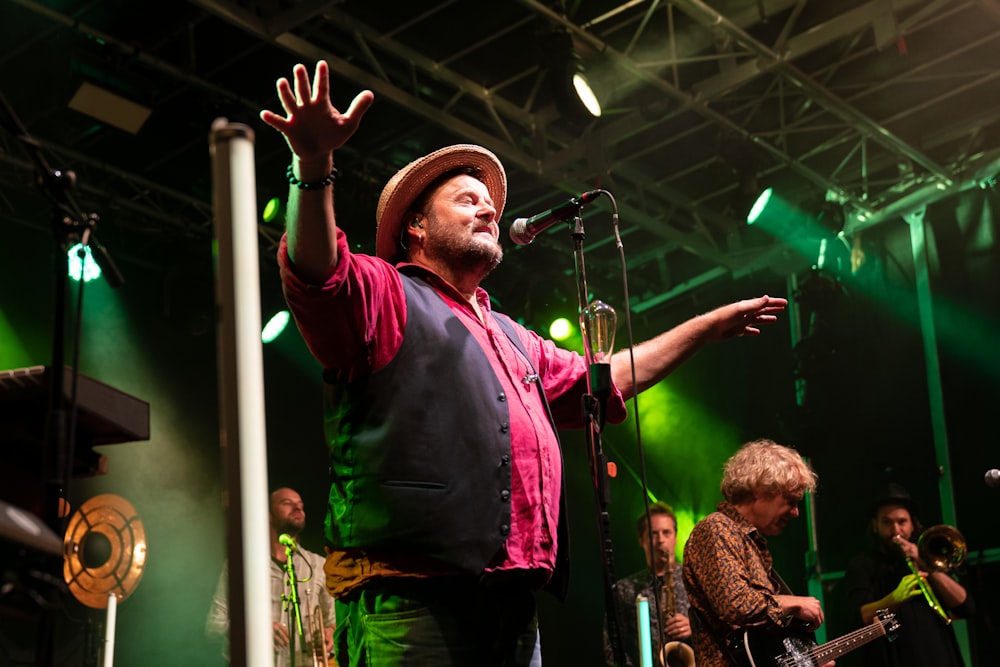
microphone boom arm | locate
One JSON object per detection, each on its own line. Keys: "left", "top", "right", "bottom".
{"left": 508, "top": 190, "right": 603, "bottom": 245}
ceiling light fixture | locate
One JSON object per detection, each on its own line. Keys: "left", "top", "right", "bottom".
{"left": 572, "top": 70, "right": 601, "bottom": 118}
{"left": 545, "top": 30, "right": 602, "bottom": 121}
{"left": 67, "top": 242, "right": 102, "bottom": 282}
{"left": 746, "top": 187, "right": 774, "bottom": 225}
{"left": 68, "top": 82, "right": 151, "bottom": 134}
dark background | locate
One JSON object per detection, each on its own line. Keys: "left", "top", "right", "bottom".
{"left": 1, "top": 1, "right": 999, "bottom": 665}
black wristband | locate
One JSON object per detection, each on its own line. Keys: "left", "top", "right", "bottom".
{"left": 287, "top": 164, "right": 337, "bottom": 190}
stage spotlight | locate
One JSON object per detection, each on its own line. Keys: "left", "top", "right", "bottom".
{"left": 549, "top": 317, "right": 574, "bottom": 341}
{"left": 261, "top": 309, "right": 290, "bottom": 344}
{"left": 747, "top": 188, "right": 856, "bottom": 278}
{"left": 746, "top": 187, "right": 818, "bottom": 235}
{"left": 67, "top": 242, "right": 102, "bottom": 283}
{"left": 746, "top": 187, "right": 774, "bottom": 225}
{"left": 573, "top": 69, "right": 601, "bottom": 118}
{"left": 545, "top": 30, "right": 602, "bottom": 121}
{"left": 262, "top": 197, "right": 283, "bottom": 224}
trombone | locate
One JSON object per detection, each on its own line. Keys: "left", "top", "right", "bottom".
{"left": 310, "top": 602, "right": 331, "bottom": 667}
{"left": 902, "top": 524, "right": 967, "bottom": 624}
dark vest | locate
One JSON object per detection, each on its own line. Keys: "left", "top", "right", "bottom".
{"left": 322, "top": 271, "right": 567, "bottom": 588}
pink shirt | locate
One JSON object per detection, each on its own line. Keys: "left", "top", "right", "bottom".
{"left": 279, "top": 230, "right": 626, "bottom": 577}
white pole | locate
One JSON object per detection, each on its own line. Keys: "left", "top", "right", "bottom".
{"left": 102, "top": 592, "right": 117, "bottom": 667}
{"left": 209, "top": 119, "right": 272, "bottom": 667}
{"left": 636, "top": 594, "right": 654, "bottom": 667}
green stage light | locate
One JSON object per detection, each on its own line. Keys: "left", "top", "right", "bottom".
{"left": 743, "top": 188, "right": 841, "bottom": 265}
{"left": 67, "top": 243, "right": 102, "bottom": 282}
{"left": 549, "top": 317, "right": 573, "bottom": 341}
{"left": 746, "top": 187, "right": 773, "bottom": 225}
{"left": 261, "top": 310, "right": 291, "bottom": 344}
{"left": 262, "top": 197, "right": 282, "bottom": 224}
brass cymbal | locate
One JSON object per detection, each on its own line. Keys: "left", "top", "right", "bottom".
{"left": 63, "top": 493, "right": 147, "bottom": 609}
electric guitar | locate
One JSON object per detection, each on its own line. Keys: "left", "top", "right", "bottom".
{"left": 726, "top": 608, "right": 899, "bottom": 667}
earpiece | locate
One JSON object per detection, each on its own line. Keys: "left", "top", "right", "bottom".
{"left": 399, "top": 216, "right": 424, "bottom": 253}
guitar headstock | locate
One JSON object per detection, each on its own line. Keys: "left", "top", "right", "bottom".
{"left": 874, "top": 608, "right": 901, "bottom": 640}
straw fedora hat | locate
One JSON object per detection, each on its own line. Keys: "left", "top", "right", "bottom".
{"left": 375, "top": 144, "right": 507, "bottom": 262}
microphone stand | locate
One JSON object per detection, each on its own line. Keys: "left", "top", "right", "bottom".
{"left": 566, "top": 212, "right": 628, "bottom": 667}
{"left": 0, "top": 91, "right": 123, "bottom": 667}
{"left": 282, "top": 543, "right": 303, "bottom": 667}
{"left": 0, "top": 91, "right": 124, "bottom": 528}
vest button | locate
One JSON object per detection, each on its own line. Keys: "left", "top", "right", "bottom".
{"left": 500, "top": 489, "right": 511, "bottom": 501}
{"left": 498, "top": 393, "right": 506, "bottom": 402}
{"left": 500, "top": 524, "right": 510, "bottom": 536}
{"left": 499, "top": 422, "right": 509, "bottom": 433}
{"left": 500, "top": 454, "right": 510, "bottom": 465}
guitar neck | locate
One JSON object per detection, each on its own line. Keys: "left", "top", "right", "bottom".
{"left": 812, "top": 621, "right": 887, "bottom": 662}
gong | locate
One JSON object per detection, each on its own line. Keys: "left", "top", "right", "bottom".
{"left": 63, "top": 493, "right": 147, "bottom": 609}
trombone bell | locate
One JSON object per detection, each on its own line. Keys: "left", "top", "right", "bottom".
{"left": 918, "top": 525, "right": 967, "bottom": 572}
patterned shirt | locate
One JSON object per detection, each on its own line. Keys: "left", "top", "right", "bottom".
{"left": 682, "top": 502, "right": 792, "bottom": 667}
{"left": 604, "top": 561, "right": 690, "bottom": 666}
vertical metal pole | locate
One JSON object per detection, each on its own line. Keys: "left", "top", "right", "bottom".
{"left": 904, "top": 207, "right": 970, "bottom": 664}
{"left": 635, "top": 595, "right": 654, "bottom": 667}
{"left": 102, "top": 592, "right": 117, "bottom": 667}
{"left": 209, "top": 119, "right": 273, "bottom": 667}
{"left": 788, "top": 272, "right": 827, "bottom": 643}
{"left": 786, "top": 272, "right": 806, "bottom": 406}
{"left": 803, "top": 484, "right": 826, "bottom": 644}
{"left": 904, "top": 207, "right": 957, "bottom": 523}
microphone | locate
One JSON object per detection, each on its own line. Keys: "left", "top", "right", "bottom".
{"left": 278, "top": 533, "right": 296, "bottom": 548}
{"left": 509, "top": 190, "right": 603, "bottom": 245}
{"left": 986, "top": 469, "right": 1000, "bottom": 488}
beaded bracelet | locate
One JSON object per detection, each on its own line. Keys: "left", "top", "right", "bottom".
{"left": 286, "top": 164, "right": 337, "bottom": 190}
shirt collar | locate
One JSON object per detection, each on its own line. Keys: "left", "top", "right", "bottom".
{"left": 718, "top": 500, "right": 768, "bottom": 548}
{"left": 398, "top": 262, "right": 493, "bottom": 315}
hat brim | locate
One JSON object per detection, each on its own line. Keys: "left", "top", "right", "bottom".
{"left": 869, "top": 495, "right": 920, "bottom": 517}
{"left": 375, "top": 144, "right": 507, "bottom": 263}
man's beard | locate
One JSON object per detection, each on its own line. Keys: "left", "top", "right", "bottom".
{"left": 275, "top": 516, "right": 305, "bottom": 537}
{"left": 878, "top": 534, "right": 907, "bottom": 556}
{"left": 425, "top": 220, "right": 503, "bottom": 278}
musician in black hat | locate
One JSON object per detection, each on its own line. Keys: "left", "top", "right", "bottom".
{"left": 844, "top": 483, "right": 973, "bottom": 667}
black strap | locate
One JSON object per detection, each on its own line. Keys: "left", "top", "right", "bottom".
{"left": 769, "top": 567, "right": 795, "bottom": 596}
